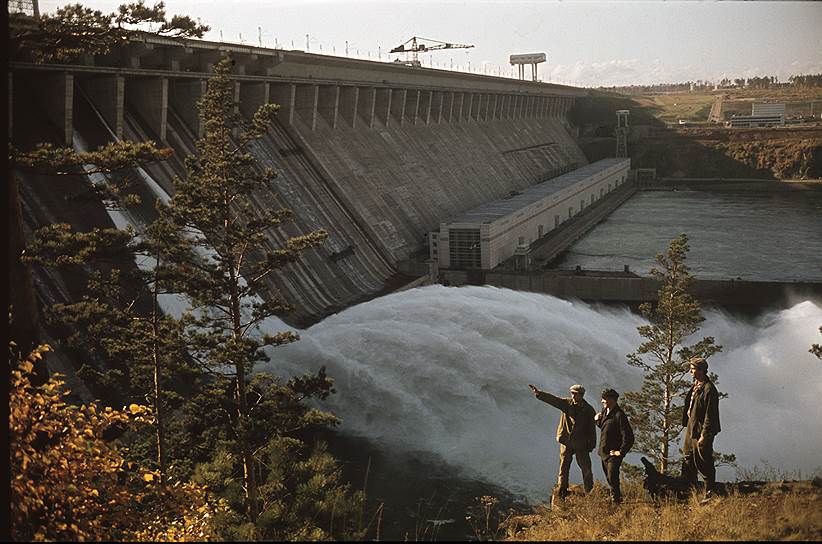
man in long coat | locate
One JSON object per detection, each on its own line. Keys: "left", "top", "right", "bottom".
{"left": 529, "top": 383, "right": 597, "bottom": 500}
{"left": 681, "top": 356, "right": 721, "bottom": 499}
{"left": 595, "top": 388, "right": 634, "bottom": 504}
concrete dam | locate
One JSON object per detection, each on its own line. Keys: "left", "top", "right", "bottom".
{"left": 11, "top": 35, "right": 589, "bottom": 325}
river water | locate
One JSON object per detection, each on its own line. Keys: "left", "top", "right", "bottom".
{"left": 554, "top": 190, "right": 822, "bottom": 281}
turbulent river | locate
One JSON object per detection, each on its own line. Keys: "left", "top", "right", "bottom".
{"left": 264, "top": 285, "right": 822, "bottom": 502}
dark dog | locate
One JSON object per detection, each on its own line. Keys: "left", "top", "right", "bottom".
{"left": 641, "top": 457, "right": 697, "bottom": 499}
{"left": 641, "top": 457, "right": 730, "bottom": 500}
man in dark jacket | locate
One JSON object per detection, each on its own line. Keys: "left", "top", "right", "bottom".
{"left": 681, "top": 356, "right": 721, "bottom": 499}
{"left": 528, "top": 383, "right": 597, "bottom": 500}
{"left": 595, "top": 388, "right": 634, "bottom": 504}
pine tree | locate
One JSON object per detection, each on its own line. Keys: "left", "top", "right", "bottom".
{"left": 622, "top": 234, "right": 724, "bottom": 474}
{"left": 165, "top": 56, "right": 328, "bottom": 523}
{"left": 14, "top": 140, "right": 199, "bottom": 487}
{"left": 9, "top": 0, "right": 207, "bottom": 356}
{"left": 27, "top": 218, "right": 202, "bottom": 483}
{"left": 8, "top": 142, "right": 173, "bottom": 365}
{"left": 9, "top": 1, "right": 209, "bottom": 467}
{"left": 9, "top": 0, "right": 209, "bottom": 63}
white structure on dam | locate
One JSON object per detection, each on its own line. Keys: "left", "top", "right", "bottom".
{"left": 434, "top": 158, "right": 631, "bottom": 270}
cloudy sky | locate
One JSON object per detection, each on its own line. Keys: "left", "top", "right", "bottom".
{"left": 37, "top": 0, "right": 822, "bottom": 87}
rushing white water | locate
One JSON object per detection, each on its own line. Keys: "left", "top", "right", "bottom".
{"left": 264, "top": 284, "right": 822, "bottom": 501}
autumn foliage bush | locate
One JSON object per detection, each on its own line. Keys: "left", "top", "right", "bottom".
{"left": 9, "top": 344, "right": 228, "bottom": 541}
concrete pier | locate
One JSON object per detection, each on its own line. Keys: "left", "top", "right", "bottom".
{"left": 126, "top": 77, "right": 167, "bottom": 142}
{"left": 81, "top": 75, "right": 124, "bottom": 139}
{"left": 472, "top": 270, "right": 822, "bottom": 310}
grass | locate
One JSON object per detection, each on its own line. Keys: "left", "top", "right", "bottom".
{"left": 632, "top": 93, "right": 717, "bottom": 124}
{"left": 503, "top": 481, "right": 822, "bottom": 541}
{"left": 625, "top": 87, "right": 822, "bottom": 124}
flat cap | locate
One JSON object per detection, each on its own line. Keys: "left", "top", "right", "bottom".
{"left": 569, "top": 384, "right": 585, "bottom": 395}
{"left": 688, "top": 357, "right": 708, "bottom": 371}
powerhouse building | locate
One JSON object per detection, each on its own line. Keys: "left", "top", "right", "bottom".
{"left": 729, "top": 102, "right": 785, "bottom": 127}
{"left": 433, "top": 157, "right": 631, "bottom": 270}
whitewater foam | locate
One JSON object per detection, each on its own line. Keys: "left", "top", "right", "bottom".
{"left": 263, "top": 284, "right": 822, "bottom": 501}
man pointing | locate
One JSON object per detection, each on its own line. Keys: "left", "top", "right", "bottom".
{"left": 528, "top": 383, "right": 597, "bottom": 501}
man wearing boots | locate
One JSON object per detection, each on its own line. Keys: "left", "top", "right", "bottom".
{"left": 681, "top": 356, "right": 721, "bottom": 500}
{"left": 528, "top": 383, "right": 597, "bottom": 501}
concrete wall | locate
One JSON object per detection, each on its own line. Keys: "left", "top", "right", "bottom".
{"left": 452, "top": 270, "right": 822, "bottom": 309}
{"left": 11, "top": 45, "right": 588, "bottom": 325}
{"left": 292, "top": 113, "right": 587, "bottom": 262}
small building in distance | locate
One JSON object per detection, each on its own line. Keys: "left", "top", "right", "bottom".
{"left": 432, "top": 158, "right": 631, "bottom": 270}
{"left": 729, "top": 102, "right": 785, "bottom": 127}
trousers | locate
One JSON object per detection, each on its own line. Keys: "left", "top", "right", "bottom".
{"left": 557, "top": 444, "right": 594, "bottom": 496}
{"left": 682, "top": 436, "right": 715, "bottom": 491}
{"left": 602, "top": 456, "right": 623, "bottom": 502}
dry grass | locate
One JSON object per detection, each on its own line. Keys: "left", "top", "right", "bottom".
{"left": 630, "top": 87, "right": 822, "bottom": 124}
{"left": 633, "top": 93, "right": 716, "bottom": 124}
{"left": 505, "top": 482, "right": 822, "bottom": 541}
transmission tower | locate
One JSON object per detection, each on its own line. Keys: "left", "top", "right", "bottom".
{"left": 615, "top": 109, "right": 629, "bottom": 158}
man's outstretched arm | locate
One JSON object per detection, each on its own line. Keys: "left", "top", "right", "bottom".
{"left": 528, "top": 384, "right": 569, "bottom": 411}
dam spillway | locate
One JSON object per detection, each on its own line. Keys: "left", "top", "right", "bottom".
{"left": 10, "top": 35, "right": 589, "bottom": 325}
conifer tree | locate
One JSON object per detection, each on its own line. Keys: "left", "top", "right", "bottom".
{"left": 622, "top": 234, "right": 724, "bottom": 474}
{"left": 38, "top": 213, "right": 201, "bottom": 485}
{"left": 165, "top": 57, "right": 328, "bottom": 523}
{"left": 13, "top": 139, "right": 197, "bottom": 486}
{"left": 9, "top": 0, "right": 206, "bottom": 356}
{"left": 9, "top": 0, "right": 209, "bottom": 63}
{"left": 9, "top": 142, "right": 173, "bottom": 362}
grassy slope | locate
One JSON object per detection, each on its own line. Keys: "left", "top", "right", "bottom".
{"left": 573, "top": 87, "right": 822, "bottom": 178}
{"left": 628, "top": 87, "right": 822, "bottom": 124}
{"left": 504, "top": 482, "right": 822, "bottom": 541}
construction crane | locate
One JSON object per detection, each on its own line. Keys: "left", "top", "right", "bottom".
{"left": 390, "top": 36, "right": 474, "bottom": 67}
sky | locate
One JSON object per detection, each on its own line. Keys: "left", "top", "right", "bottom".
{"left": 36, "top": 0, "right": 822, "bottom": 87}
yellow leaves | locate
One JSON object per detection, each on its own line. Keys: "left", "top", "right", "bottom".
{"left": 10, "top": 345, "right": 220, "bottom": 541}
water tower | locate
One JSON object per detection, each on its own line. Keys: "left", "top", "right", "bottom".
{"left": 615, "top": 109, "right": 629, "bottom": 158}
{"left": 510, "top": 53, "right": 547, "bottom": 81}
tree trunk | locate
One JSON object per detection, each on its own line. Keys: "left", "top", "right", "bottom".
{"left": 230, "top": 271, "right": 258, "bottom": 523}
{"left": 661, "top": 384, "right": 670, "bottom": 474}
{"left": 8, "top": 173, "right": 44, "bottom": 381}
{"left": 151, "top": 261, "right": 166, "bottom": 485}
